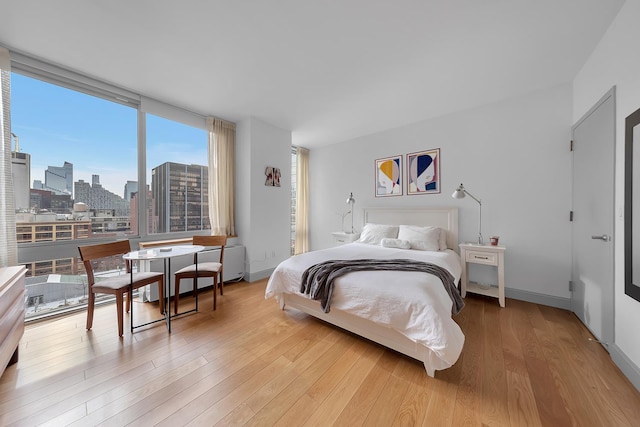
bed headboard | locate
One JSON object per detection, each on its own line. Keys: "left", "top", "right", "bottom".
{"left": 362, "top": 207, "right": 459, "bottom": 250}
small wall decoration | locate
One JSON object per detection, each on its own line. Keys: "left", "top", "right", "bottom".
{"left": 265, "top": 166, "right": 281, "bottom": 187}
{"left": 407, "top": 148, "right": 440, "bottom": 194}
{"left": 273, "top": 168, "right": 281, "bottom": 186}
{"left": 375, "top": 155, "right": 402, "bottom": 197}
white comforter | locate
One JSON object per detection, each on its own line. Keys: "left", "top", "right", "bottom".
{"left": 265, "top": 242, "right": 465, "bottom": 370}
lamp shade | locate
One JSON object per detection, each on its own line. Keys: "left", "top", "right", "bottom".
{"left": 346, "top": 193, "right": 355, "bottom": 204}
{"left": 452, "top": 184, "right": 466, "bottom": 199}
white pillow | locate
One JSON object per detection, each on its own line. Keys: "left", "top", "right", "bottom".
{"left": 397, "top": 225, "right": 441, "bottom": 251}
{"left": 380, "top": 238, "right": 411, "bottom": 250}
{"left": 357, "top": 223, "right": 399, "bottom": 245}
{"left": 439, "top": 228, "right": 448, "bottom": 250}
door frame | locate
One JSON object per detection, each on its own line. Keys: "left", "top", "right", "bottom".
{"left": 570, "top": 86, "right": 616, "bottom": 348}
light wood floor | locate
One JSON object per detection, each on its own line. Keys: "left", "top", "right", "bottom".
{"left": 1, "top": 279, "right": 639, "bottom": 426}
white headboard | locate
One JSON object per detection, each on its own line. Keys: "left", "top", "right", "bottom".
{"left": 362, "top": 207, "right": 459, "bottom": 249}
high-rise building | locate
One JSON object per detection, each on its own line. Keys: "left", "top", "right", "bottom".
{"left": 30, "top": 189, "right": 51, "bottom": 211}
{"left": 152, "top": 162, "right": 210, "bottom": 233}
{"left": 11, "top": 150, "right": 31, "bottom": 211}
{"left": 129, "top": 186, "right": 154, "bottom": 235}
{"left": 74, "top": 175, "right": 130, "bottom": 217}
{"left": 10, "top": 132, "right": 30, "bottom": 211}
{"left": 50, "top": 194, "right": 73, "bottom": 214}
{"left": 40, "top": 161, "right": 73, "bottom": 196}
{"left": 29, "top": 189, "right": 72, "bottom": 214}
{"left": 124, "top": 180, "right": 138, "bottom": 201}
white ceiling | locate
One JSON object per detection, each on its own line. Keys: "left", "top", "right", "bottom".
{"left": 1, "top": 0, "right": 625, "bottom": 148}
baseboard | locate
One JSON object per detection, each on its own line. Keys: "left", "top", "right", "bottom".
{"left": 245, "top": 268, "right": 274, "bottom": 282}
{"left": 505, "top": 288, "right": 571, "bottom": 310}
{"left": 608, "top": 343, "right": 640, "bottom": 392}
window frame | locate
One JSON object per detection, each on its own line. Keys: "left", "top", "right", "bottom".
{"left": 10, "top": 51, "right": 211, "bottom": 268}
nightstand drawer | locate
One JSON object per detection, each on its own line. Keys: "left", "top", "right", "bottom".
{"left": 466, "top": 250, "right": 498, "bottom": 265}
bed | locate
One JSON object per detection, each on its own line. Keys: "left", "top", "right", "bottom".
{"left": 265, "top": 207, "right": 464, "bottom": 377}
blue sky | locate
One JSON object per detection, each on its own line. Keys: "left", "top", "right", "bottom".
{"left": 11, "top": 73, "right": 208, "bottom": 197}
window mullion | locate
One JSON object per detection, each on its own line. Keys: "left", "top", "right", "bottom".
{"left": 137, "top": 110, "right": 147, "bottom": 239}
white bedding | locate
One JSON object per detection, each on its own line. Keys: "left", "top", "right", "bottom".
{"left": 265, "top": 242, "right": 465, "bottom": 371}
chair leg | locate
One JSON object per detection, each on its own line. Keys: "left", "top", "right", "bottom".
{"left": 116, "top": 292, "right": 124, "bottom": 337}
{"left": 86, "top": 292, "right": 95, "bottom": 331}
{"left": 125, "top": 291, "right": 130, "bottom": 313}
{"left": 213, "top": 276, "right": 217, "bottom": 311}
{"left": 157, "top": 278, "right": 164, "bottom": 315}
{"left": 219, "top": 272, "right": 224, "bottom": 295}
{"left": 174, "top": 277, "right": 181, "bottom": 315}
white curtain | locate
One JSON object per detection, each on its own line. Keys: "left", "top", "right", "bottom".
{"left": 294, "top": 147, "right": 309, "bottom": 254}
{"left": 0, "top": 47, "right": 17, "bottom": 267}
{"left": 206, "top": 117, "right": 236, "bottom": 236}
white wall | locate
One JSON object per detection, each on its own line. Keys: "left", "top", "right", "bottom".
{"left": 235, "top": 117, "right": 292, "bottom": 281}
{"left": 573, "top": 0, "right": 640, "bottom": 384}
{"left": 310, "top": 84, "right": 573, "bottom": 303}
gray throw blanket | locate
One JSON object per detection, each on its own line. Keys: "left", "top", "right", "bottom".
{"left": 300, "top": 258, "right": 464, "bottom": 315}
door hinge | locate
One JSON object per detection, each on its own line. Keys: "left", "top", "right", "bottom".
{"left": 570, "top": 140, "right": 574, "bottom": 151}
{"left": 569, "top": 280, "right": 573, "bottom": 292}
{"left": 570, "top": 211, "right": 574, "bottom": 222}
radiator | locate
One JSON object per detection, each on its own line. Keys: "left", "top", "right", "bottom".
{"left": 141, "top": 245, "right": 245, "bottom": 302}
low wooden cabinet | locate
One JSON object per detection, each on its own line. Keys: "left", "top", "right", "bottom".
{"left": 0, "top": 266, "right": 26, "bottom": 376}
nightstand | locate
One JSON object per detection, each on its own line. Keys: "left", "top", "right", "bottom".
{"left": 459, "top": 243, "right": 506, "bottom": 307}
{"left": 331, "top": 232, "right": 360, "bottom": 246}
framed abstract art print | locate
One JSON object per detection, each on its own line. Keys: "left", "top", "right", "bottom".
{"left": 407, "top": 148, "right": 440, "bottom": 194}
{"left": 375, "top": 155, "right": 402, "bottom": 197}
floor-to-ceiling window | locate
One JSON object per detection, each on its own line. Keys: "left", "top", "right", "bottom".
{"left": 11, "top": 72, "right": 139, "bottom": 319}
{"left": 10, "top": 54, "right": 209, "bottom": 320}
{"left": 146, "top": 114, "right": 208, "bottom": 235}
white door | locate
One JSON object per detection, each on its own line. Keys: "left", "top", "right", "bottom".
{"left": 571, "top": 88, "right": 615, "bottom": 348}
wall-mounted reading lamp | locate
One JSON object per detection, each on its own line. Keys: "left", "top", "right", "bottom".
{"left": 452, "top": 183, "right": 483, "bottom": 244}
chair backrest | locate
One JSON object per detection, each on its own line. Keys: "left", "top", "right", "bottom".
{"left": 78, "top": 240, "right": 132, "bottom": 286}
{"left": 193, "top": 235, "right": 227, "bottom": 247}
{"left": 192, "top": 235, "right": 227, "bottom": 264}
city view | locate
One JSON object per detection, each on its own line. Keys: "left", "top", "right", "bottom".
{"left": 10, "top": 71, "right": 209, "bottom": 318}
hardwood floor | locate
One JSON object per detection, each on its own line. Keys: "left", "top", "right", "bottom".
{"left": 1, "top": 279, "right": 639, "bottom": 426}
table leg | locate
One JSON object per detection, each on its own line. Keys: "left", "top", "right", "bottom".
{"left": 130, "top": 267, "right": 134, "bottom": 334}
{"left": 166, "top": 258, "right": 171, "bottom": 333}
{"left": 195, "top": 254, "right": 199, "bottom": 312}
{"left": 127, "top": 255, "right": 174, "bottom": 334}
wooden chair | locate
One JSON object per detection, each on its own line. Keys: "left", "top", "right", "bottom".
{"left": 174, "top": 235, "right": 227, "bottom": 313}
{"left": 78, "top": 240, "right": 165, "bottom": 337}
